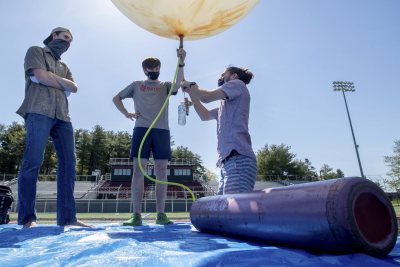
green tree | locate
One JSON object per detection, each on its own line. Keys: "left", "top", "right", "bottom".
{"left": 107, "top": 130, "right": 131, "bottom": 159}
{"left": 0, "top": 123, "right": 6, "bottom": 172}
{"left": 0, "top": 122, "right": 26, "bottom": 173}
{"left": 385, "top": 139, "right": 400, "bottom": 179}
{"left": 75, "top": 129, "right": 92, "bottom": 175}
{"left": 319, "top": 164, "right": 345, "bottom": 179}
{"left": 101, "top": 130, "right": 132, "bottom": 174}
{"left": 204, "top": 169, "right": 218, "bottom": 182}
{"left": 171, "top": 146, "right": 206, "bottom": 176}
{"left": 88, "top": 125, "right": 108, "bottom": 174}
{"left": 384, "top": 139, "right": 400, "bottom": 191}
{"left": 257, "top": 144, "right": 301, "bottom": 180}
{"left": 292, "top": 158, "right": 318, "bottom": 180}
{"left": 257, "top": 144, "right": 325, "bottom": 181}
{"left": 336, "top": 169, "right": 345, "bottom": 178}
{"left": 0, "top": 124, "right": 5, "bottom": 136}
{"left": 40, "top": 140, "right": 57, "bottom": 174}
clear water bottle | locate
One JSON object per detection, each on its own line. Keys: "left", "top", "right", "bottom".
{"left": 178, "top": 103, "right": 186, "bottom": 126}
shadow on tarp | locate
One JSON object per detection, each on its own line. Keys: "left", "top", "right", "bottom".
{"left": 0, "top": 223, "right": 399, "bottom": 266}
{"left": 106, "top": 223, "right": 400, "bottom": 266}
{"left": 198, "top": 247, "right": 400, "bottom": 267}
{"left": 0, "top": 226, "right": 63, "bottom": 248}
{"left": 107, "top": 223, "right": 230, "bottom": 253}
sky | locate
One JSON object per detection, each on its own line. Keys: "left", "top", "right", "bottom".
{"left": 1, "top": 0, "right": 399, "bottom": 181}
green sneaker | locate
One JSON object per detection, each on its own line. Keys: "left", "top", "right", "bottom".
{"left": 122, "top": 213, "right": 142, "bottom": 226}
{"left": 156, "top": 213, "right": 173, "bottom": 225}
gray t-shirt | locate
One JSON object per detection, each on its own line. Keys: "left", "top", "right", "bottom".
{"left": 118, "top": 80, "right": 172, "bottom": 130}
{"left": 210, "top": 79, "right": 256, "bottom": 167}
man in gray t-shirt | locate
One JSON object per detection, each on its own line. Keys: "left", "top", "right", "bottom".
{"left": 113, "top": 49, "right": 186, "bottom": 226}
{"left": 181, "top": 66, "right": 257, "bottom": 195}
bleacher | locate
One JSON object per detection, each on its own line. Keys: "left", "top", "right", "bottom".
{"left": 97, "top": 179, "right": 290, "bottom": 199}
{"left": 5, "top": 176, "right": 308, "bottom": 201}
{"left": 10, "top": 181, "right": 97, "bottom": 199}
{"left": 96, "top": 179, "right": 206, "bottom": 199}
{"left": 96, "top": 181, "right": 131, "bottom": 199}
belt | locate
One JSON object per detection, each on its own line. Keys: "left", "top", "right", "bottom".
{"left": 222, "top": 150, "right": 240, "bottom": 163}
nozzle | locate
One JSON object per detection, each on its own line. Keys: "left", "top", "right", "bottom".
{"left": 179, "top": 35, "right": 184, "bottom": 48}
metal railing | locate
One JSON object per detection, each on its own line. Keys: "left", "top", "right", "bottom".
{"left": 94, "top": 189, "right": 210, "bottom": 200}
{"left": 9, "top": 198, "right": 196, "bottom": 213}
{"left": 9, "top": 189, "right": 209, "bottom": 213}
{"left": 0, "top": 174, "right": 18, "bottom": 183}
{"left": 109, "top": 158, "right": 197, "bottom": 166}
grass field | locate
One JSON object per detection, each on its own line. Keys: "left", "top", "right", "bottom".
{"left": 8, "top": 212, "right": 191, "bottom": 223}
{"left": 393, "top": 205, "right": 400, "bottom": 217}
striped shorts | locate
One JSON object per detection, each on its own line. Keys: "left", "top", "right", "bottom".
{"left": 218, "top": 155, "right": 257, "bottom": 195}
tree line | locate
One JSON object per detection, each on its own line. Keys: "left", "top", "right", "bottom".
{"left": 383, "top": 139, "right": 400, "bottom": 191}
{"left": 256, "top": 144, "right": 344, "bottom": 181}
{"left": 1, "top": 122, "right": 351, "bottom": 181}
{"left": 0, "top": 122, "right": 207, "bottom": 177}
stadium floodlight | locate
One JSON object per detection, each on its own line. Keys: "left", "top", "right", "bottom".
{"left": 332, "top": 81, "right": 365, "bottom": 178}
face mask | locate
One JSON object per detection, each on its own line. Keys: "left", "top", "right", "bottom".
{"left": 147, "top": 71, "right": 160, "bottom": 80}
{"left": 218, "top": 77, "right": 225, "bottom": 87}
{"left": 47, "top": 39, "right": 70, "bottom": 60}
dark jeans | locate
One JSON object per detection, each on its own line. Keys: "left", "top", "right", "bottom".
{"left": 18, "top": 113, "right": 77, "bottom": 226}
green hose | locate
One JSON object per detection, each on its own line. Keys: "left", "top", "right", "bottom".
{"left": 137, "top": 60, "right": 196, "bottom": 202}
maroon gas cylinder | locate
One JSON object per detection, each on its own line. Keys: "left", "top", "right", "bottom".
{"left": 190, "top": 177, "right": 397, "bottom": 257}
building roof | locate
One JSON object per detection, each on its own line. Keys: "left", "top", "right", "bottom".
{"left": 109, "top": 158, "right": 197, "bottom": 166}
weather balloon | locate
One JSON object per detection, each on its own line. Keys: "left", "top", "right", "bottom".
{"left": 111, "top": 0, "right": 259, "bottom": 40}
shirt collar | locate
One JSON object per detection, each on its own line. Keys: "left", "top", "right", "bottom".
{"left": 43, "top": 46, "right": 58, "bottom": 60}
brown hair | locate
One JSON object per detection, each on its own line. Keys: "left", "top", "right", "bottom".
{"left": 226, "top": 66, "right": 254, "bottom": 84}
{"left": 142, "top": 57, "right": 161, "bottom": 69}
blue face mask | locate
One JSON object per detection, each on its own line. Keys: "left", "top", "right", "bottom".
{"left": 147, "top": 71, "right": 160, "bottom": 80}
{"left": 218, "top": 77, "right": 225, "bottom": 87}
{"left": 47, "top": 39, "right": 70, "bottom": 60}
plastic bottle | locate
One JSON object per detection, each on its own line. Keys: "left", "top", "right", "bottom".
{"left": 178, "top": 103, "right": 186, "bottom": 125}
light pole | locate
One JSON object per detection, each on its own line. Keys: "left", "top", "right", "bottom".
{"left": 332, "top": 81, "right": 365, "bottom": 178}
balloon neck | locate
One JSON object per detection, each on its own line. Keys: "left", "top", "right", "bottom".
{"left": 179, "top": 35, "right": 184, "bottom": 48}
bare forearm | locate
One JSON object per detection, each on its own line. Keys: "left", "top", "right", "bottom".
{"left": 113, "top": 95, "right": 129, "bottom": 116}
{"left": 52, "top": 73, "right": 78, "bottom": 93}
{"left": 34, "top": 69, "right": 77, "bottom": 93}
{"left": 113, "top": 95, "right": 140, "bottom": 121}
{"left": 173, "top": 67, "right": 184, "bottom": 93}
{"left": 189, "top": 93, "right": 213, "bottom": 121}
{"left": 191, "top": 87, "right": 225, "bottom": 103}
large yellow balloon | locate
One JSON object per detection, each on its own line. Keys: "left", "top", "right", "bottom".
{"left": 111, "top": 0, "right": 259, "bottom": 40}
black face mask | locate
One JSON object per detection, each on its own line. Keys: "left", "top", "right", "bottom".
{"left": 218, "top": 77, "right": 225, "bottom": 87}
{"left": 47, "top": 39, "right": 70, "bottom": 60}
{"left": 147, "top": 71, "right": 160, "bottom": 80}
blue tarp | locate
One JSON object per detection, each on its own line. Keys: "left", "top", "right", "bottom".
{"left": 0, "top": 223, "right": 399, "bottom": 266}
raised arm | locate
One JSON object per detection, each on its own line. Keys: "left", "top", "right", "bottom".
{"left": 181, "top": 81, "right": 227, "bottom": 103}
{"left": 171, "top": 48, "right": 186, "bottom": 93}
